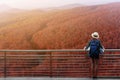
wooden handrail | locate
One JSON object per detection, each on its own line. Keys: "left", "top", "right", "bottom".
{"left": 0, "top": 49, "right": 119, "bottom": 52}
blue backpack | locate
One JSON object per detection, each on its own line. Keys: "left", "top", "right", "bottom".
{"left": 89, "top": 40, "right": 100, "bottom": 55}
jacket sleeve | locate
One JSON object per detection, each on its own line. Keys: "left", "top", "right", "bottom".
{"left": 85, "top": 41, "right": 91, "bottom": 50}
{"left": 99, "top": 41, "right": 104, "bottom": 49}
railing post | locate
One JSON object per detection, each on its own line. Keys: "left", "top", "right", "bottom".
{"left": 4, "top": 52, "right": 7, "bottom": 78}
{"left": 50, "top": 53, "right": 53, "bottom": 77}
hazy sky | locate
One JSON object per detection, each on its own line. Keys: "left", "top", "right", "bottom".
{"left": 0, "top": 0, "right": 120, "bottom": 9}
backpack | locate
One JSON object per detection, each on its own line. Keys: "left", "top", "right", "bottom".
{"left": 89, "top": 40, "right": 100, "bottom": 55}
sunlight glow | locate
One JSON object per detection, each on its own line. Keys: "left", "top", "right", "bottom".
{"left": 0, "top": 0, "right": 120, "bottom": 9}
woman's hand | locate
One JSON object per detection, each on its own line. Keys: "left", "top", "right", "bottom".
{"left": 83, "top": 46, "right": 86, "bottom": 50}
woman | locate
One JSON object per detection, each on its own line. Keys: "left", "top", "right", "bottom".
{"left": 84, "top": 32, "right": 104, "bottom": 78}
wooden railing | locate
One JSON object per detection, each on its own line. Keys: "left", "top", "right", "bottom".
{"left": 0, "top": 49, "right": 119, "bottom": 78}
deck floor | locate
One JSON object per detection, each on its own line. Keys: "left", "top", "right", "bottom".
{"left": 0, "top": 78, "right": 119, "bottom": 80}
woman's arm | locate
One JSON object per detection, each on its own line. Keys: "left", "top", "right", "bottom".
{"left": 85, "top": 41, "right": 91, "bottom": 50}
{"left": 99, "top": 41, "right": 104, "bottom": 49}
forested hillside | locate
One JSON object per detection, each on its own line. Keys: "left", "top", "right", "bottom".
{"left": 0, "top": 3, "right": 120, "bottom": 50}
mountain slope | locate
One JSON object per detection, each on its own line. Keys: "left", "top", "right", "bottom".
{"left": 0, "top": 3, "right": 120, "bottom": 50}
{"left": 0, "top": 3, "right": 120, "bottom": 49}
{"left": 32, "top": 3, "right": 120, "bottom": 49}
